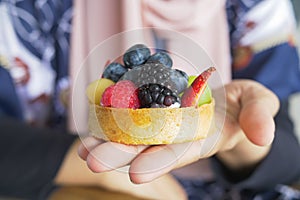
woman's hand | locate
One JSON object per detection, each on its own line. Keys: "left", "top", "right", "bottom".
{"left": 78, "top": 80, "right": 279, "bottom": 184}
{"left": 55, "top": 139, "right": 187, "bottom": 200}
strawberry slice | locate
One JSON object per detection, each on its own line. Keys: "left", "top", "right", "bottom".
{"left": 181, "top": 67, "right": 216, "bottom": 107}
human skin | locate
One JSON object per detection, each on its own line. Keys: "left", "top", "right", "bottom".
{"left": 54, "top": 139, "right": 187, "bottom": 199}
{"left": 78, "top": 80, "right": 279, "bottom": 184}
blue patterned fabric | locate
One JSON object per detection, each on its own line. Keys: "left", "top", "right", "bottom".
{"left": 3, "top": 0, "right": 72, "bottom": 79}
{"left": 0, "top": 66, "right": 23, "bottom": 120}
{"left": 178, "top": 178, "right": 300, "bottom": 200}
{"left": 226, "top": 0, "right": 262, "bottom": 47}
{"left": 226, "top": 0, "right": 300, "bottom": 100}
{"left": 0, "top": 0, "right": 73, "bottom": 128}
{"left": 233, "top": 43, "right": 300, "bottom": 100}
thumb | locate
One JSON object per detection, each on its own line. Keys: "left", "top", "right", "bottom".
{"left": 238, "top": 80, "right": 280, "bottom": 146}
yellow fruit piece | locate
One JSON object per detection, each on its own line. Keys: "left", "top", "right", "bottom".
{"left": 86, "top": 78, "right": 114, "bottom": 104}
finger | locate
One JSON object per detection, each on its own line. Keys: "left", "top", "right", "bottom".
{"left": 129, "top": 141, "right": 204, "bottom": 184}
{"left": 86, "top": 142, "right": 148, "bottom": 173}
{"left": 240, "top": 101, "right": 276, "bottom": 146}
{"left": 238, "top": 80, "right": 279, "bottom": 146}
{"left": 78, "top": 137, "right": 105, "bottom": 160}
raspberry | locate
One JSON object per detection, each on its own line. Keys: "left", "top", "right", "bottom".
{"left": 100, "top": 85, "right": 114, "bottom": 107}
{"left": 100, "top": 80, "right": 140, "bottom": 109}
{"left": 137, "top": 83, "right": 181, "bottom": 108}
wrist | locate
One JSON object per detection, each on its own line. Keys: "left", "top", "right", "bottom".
{"left": 216, "top": 137, "right": 271, "bottom": 172}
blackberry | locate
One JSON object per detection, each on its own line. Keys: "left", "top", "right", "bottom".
{"left": 138, "top": 83, "right": 181, "bottom": 108}
{"left": 121, "top": 62, "right": 179, "bottom": 93}
{"left": 123, "top": 44, "right": 151, "bottom": 68}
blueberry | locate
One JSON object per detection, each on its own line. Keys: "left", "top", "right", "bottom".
{"left": 102, "top": 62, "right": 128, "bottom": 82}
{"left": 175, "top": 69, "right": 189, "bottom": 80}
{"left": 123, "top": 44, "right": 151, "bottom": 68}
{"left": 170, "top": 69, "right": 188, "bottom": 94}
{"left": 147, "top": 51, "right": 173, "bottom": 68}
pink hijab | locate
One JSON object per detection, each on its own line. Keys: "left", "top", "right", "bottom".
{"left": 69, "top": 0, "right": 230, "bottom": 133}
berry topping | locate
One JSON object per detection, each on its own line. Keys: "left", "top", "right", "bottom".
{"left": 121, "top": 62, "right": 180, "bottom": 93}
{"left": 100, "top": 80, "right": 140, "bottom": 109}
{"left": 181, "top": 67, "right": 216, "bottom": 107}
{"left": 147, "top": 51, "right": 173, "bottom": 68}
{"left": 123, "top": 44, "right": 151, "bottom": 68}
{"left": 102, "top": 62, "right": 128, "bottom": 82}
{"left": 137, "top": 83, "right": 180, "bottom": 108}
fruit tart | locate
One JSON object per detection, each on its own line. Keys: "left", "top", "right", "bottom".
{"left": 86, "top": 44, "right": 215, "bottom": 145}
